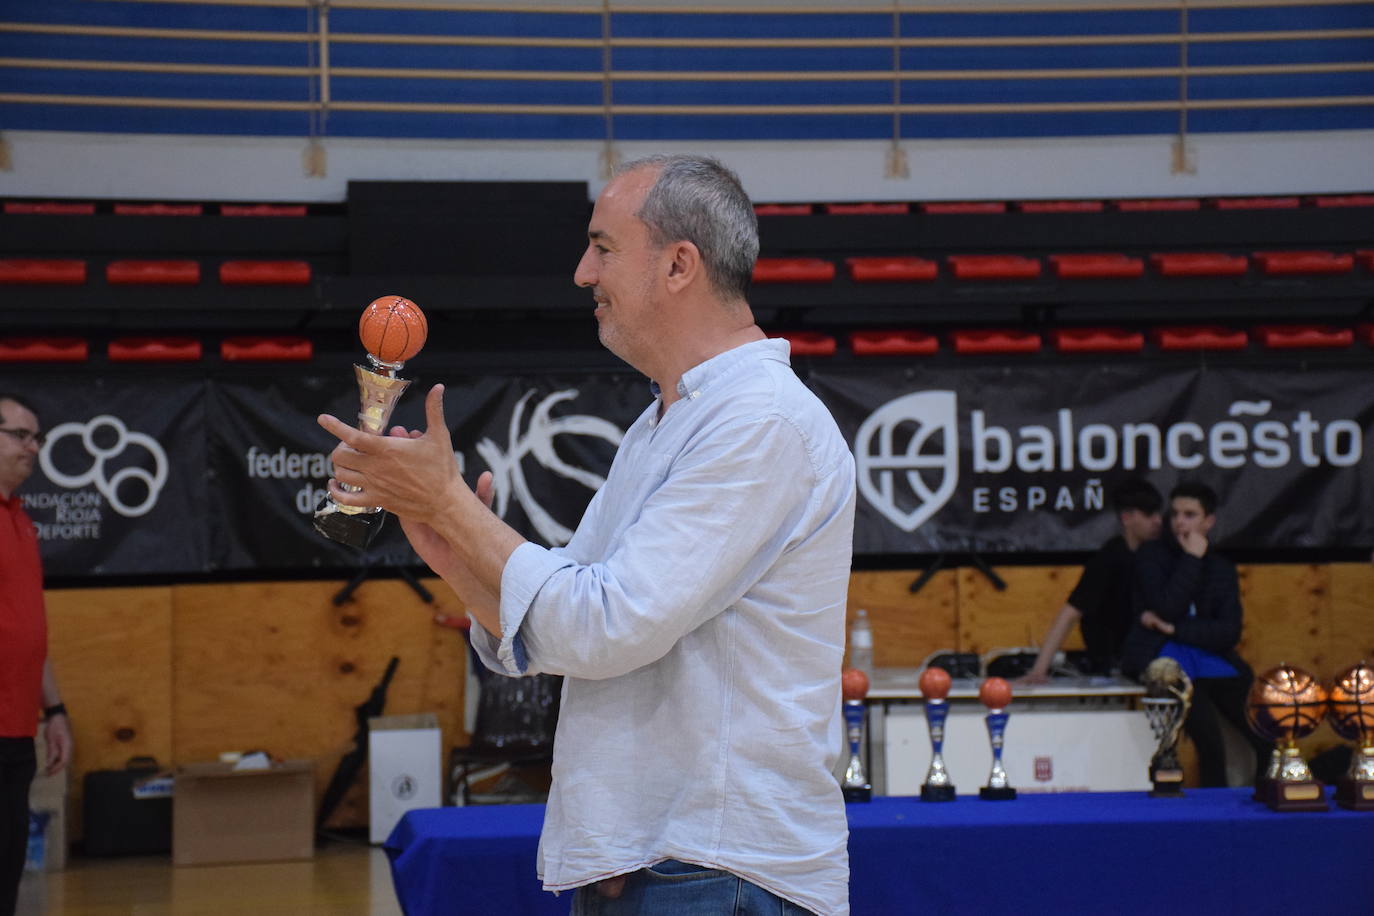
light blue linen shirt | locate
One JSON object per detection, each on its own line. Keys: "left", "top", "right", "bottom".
{"left": 471, "top": 338, "right": 856, "bottom": 915}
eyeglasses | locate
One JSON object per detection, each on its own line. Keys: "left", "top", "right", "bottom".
{"left": 0, "top": 427, "right": 44, "bottom": 447}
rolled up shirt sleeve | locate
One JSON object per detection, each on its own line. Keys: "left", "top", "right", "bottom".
{"left": 494, "top": 409, "right": 821, "bottom": 681}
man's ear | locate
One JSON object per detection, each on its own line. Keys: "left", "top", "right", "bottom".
{"left": 665, "top": 240, "right": 701, "bottom": 293}
{"left": 1200, "top": 513, "right": 1217, "bottom": 536}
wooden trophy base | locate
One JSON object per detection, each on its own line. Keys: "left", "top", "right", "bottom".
{"left": 1334, "top": 778, "right": 1374, "bottom": 811}
{"left": 1149, "top": 765, "right": 1185, "bottom": 798}
{"left": 979, "top": 786, "right": 1016, "bottom": 801}
{"left": 1265, "top": 778, "right": 1328, "bottom": 812}
{"left": 921, "top": 784, "right": 956, "bottom": 802}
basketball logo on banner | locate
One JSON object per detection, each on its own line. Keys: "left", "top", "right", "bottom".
{"left": 475, "top": 388, "right": 624, "bottom": 546}
{"left": 39, "top": 414, "right": 169, "bottom": 518}
{"left": 855, "top": 390, "right": 960, "bottom": 532}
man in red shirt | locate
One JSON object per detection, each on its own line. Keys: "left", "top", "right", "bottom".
{"left": 0, "top": 393, "right": 71, "bottom": 916}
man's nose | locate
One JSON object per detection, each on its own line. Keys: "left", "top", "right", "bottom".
{"left": 574, "top": 249, "right": 596, "bottom": 288}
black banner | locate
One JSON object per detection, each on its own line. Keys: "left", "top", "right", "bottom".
{"left": 810, "top": 363, "right": 1374, "bottom": 555}
{"left": 4, "top": 360, "right": 1371, "bottom": 577}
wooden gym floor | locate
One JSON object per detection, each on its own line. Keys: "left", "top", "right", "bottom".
{"left": 15, "top": 842, "right": 403, "bottom": 915}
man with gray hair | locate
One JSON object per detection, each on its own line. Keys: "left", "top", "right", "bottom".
{"left": 321, "top": 155, "right": 856, "bottom": 914}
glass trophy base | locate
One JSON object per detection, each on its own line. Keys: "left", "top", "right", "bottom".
{"left": 1264, "top": 778, "right": 1328, "bottom": 812}
{"left": 1149, "top": 764, "right": 1185, "bottom": 798}
{"left": 979, "top": 786, "right": 1017, "bottom": 801}
{"left": 921, "top": 783, "right": 956, "bottom": 802}
{"left": 1335, "top": 777, "right": 1374, "bottom": 811}
{"left": 314, "top": 501, "right": 389, "bottom": 549}
{"left": 842, "top": 784, "right": 872, "bottom": 803}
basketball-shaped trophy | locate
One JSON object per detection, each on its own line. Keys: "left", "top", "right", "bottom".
{"left": 978, "top": 677, "right": 1016, "bottom": 800}
{"left": 840, "top": 668, "right": 872, "bottom": 802}
{"left": 1326, "top": 661, "right": 1374, "bottom": 810}
{"left": 1246, "top": 664, "right": 1329, "bottom": 811}
{"left": 314, "top": 296, "right": 428, "bottom": 548}
{"left": 919, "top": 665, "right": 956, "bottom": 802}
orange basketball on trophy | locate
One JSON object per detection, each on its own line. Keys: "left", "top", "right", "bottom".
{"left": 842, "top": 668, "right": 871, "bottom": 701}
{"left": 359, "top": 295, "right": 427, "bottom": 364}
{"left": 919, "top": 665, "right": 952, "bottom": 700}
{"left": 979, "top": 676, "right": 1013, "bottom": 710}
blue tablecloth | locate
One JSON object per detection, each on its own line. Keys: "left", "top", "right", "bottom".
{"left": 386, "top": 790, "right": 1373, "bottom": 915}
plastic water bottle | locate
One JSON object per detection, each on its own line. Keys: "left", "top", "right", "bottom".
{"left": 848, "top": 608, "right": 874, "bottom": 677}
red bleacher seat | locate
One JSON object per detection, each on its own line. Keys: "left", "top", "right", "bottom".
{"left": 1152, "top": 326, "right": 1248, "bottom": 351}
{"left": 221, "top": 336, "right": 314, "bottom": 362}
{"left": 1359, "top": 250, "right": 1374, "bottom": 271}
{"left": 824, "top": 203, "right": 910, "bottom": 215}
{"left": 851, "top": 330, "right": 938, "bottom": 356}
{"left": 0, "top": 337, "right": 89, "bottom": 362}
{"left": 108, "top": 337, "right": 203, "bottom": 362}
{"left": 1150, "top": 253, "right": 1248, "bottom": 277}
{"left": 952, "top": 329, "right": 1041, "bottom": 355}
{"left": 1253, "top": 251, "right": 1354, "bottom": 276}
{"left": 770, "top": 332, "right": 836, "bottom": 356}
{"left": 106, "top": 260, "right": 201, "bottom": 285}
{"left": 3, "top": 201, "right": 95, "bottom": 215}
{"left": 1213, "top": 197, "right": 1300, "bottom": 210}
{"left": 1359, "top": 323, "right": 1374, "bottom": 347}
{"left": 220, "top": 204, "right": 308, "bottom": 217}
{"left": 0, "top": 259, "right": 87, "bottom": 285}
{"left": 1049, "top": 254, "right": 1144, "bottom": 279}
{"left": 1018, "top": 201, "right": 1103, "bottom": 213}
{"left": 114, "top": 203, "right": 204, "bottom": 216}
{"left": 219, "top": 261, "right": 312, "bottom": 286}
{"left": 947, "top": 255, "right": 1040, "bottom": 281}
{"left": 920, "top": 202, "right": 1006, "bottom": 214}
{"left": 1052, "top": 328, "right": 1144, "bottom": 353}
{"left": 1115, "top": 199, "right": 1201, "bottom": 212}
{"left": 1312, "top": 195, "right": 1374, "bottom": 208}
{"left": 1254, "top": 325, "right": 1352, "bottom": 349}
{"left": 845, "top": 257, "right": 938, "bottom": 283}
{"left": 752, "top": 258, "right": 835, "bottom": 284}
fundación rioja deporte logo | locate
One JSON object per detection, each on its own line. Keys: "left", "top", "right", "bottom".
{"left": 855, "top": 390, "right": 959, "bottom": 532}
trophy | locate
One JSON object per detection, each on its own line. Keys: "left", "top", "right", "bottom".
{"left": 314, "top": 295, "right": 429, "bottom": 549}
{"left": 978, "top": 677, "right": 1016, "bottom": 800}
{"left": 840, "top": 668, "right": 872, "bottom": 802}
{"left": 1246, "top": 700, "right": 1282, "bottom": 803}
{"left": 1140, "top": 657, "right": 1192, "bottom": 797}
{"left": 1246, "top": 664, "right": 1329, "bottom": 811}
{"left": 918, "top": 666, "right": 956, "bottom": 802}
{"left": 1326, "top": 661, "right": 1374, "bottom": 811}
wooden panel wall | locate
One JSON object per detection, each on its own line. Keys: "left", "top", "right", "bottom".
{"left": 44, "top": 577, "right": 469, "bottom": 836}
{"left": 43, "top": 561, "right": 1374, "bottom": 833}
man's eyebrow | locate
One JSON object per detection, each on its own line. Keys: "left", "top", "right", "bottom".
{"left": 588, "top": 228, "right": 613, "bottom": 244}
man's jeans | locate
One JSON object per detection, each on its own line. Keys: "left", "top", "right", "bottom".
{"left": 571, "top": 860, "right": 815, "bottom": 915}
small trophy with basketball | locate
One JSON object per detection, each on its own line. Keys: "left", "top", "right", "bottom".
{"left": 314, "top": 295, "right": 428, "bottom": 548}
{"left": 1246, "top": 664, "right": 1328, "bottom": 812}
{"left": 1327, "top": 661, "right": 1374, "bottom": 810}
{"left": 1141, "top": 656, "right": 1192, "bottom": 798}
{"left": 919, "top": 666, "right": 956, "bottom": 802}
{"left": 978, "top": 677, "right": 1016, "bottom": 800}
{"left": 840, "top": 668, "right": 872, "bottom": 802}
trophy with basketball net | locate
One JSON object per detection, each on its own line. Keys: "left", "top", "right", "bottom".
{"left": 1141, "top": 657, "right": 1192, "bottom": 798}
{"left": 978, "top": 677, "right": 1016, "bottom": 800}
{"left": 1246, "top": 664, "right": 1329, "bottom": 811}
{"left": 919, "top": 666, "right": 956, "bottom": 802}
{"left": 314, "top": 295, "right": 428, "bottom": 548}
{"left": 840, "top": 668, "right": 872, "bottom": 802}
{"left": 1326, "top": 661, "right": 1374, "bottom": 811}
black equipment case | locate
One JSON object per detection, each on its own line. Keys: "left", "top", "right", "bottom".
{"left": 82, "top": 756, "right": 172, "bottom": 856}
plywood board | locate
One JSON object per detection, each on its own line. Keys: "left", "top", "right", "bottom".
{"left": 43, "top": 586, "right": 175, "bottom": 840}
{"left": 958, "top": 565, "right": 1083, "bottom": 655}
{"left": 171, "top": 579, "right": 467, "bottom": 828}
{"left": 847, "top": 569, "right": 957, "bottom": 668}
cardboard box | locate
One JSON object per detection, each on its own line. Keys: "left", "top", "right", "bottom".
{"left": 27, "top": 736, "right": 68, "bottom": 871}
{"left": 172, "top": 760, "right": 314, "bottom": 866}
{"left": 369, "top": 713, "right": 441, "bottom": 844}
